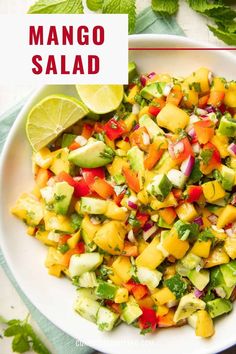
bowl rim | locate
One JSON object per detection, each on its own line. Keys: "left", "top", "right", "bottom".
{"left": 1, "top": 33, "right": 236, "bottom": 354}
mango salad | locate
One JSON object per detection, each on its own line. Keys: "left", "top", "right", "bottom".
{"left": 12, "top": 63, "right": 236, "bottom": 337}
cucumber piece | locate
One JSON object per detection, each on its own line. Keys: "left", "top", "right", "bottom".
{"left": 121, "top": 301, "right": 142, "bottom": 324}
{"left": 76, "top": 288, "right": 97, "bottom": 301}
{"left": 80, "top": 197, "right": 108, "bottom": 215}
{"left": 96, "top": 306, "right": 119, "bottom": 331}
{"left": 74, "top": 297, "right": 100, "bottom": 323}
{"left": 78, "top": 272, "right": 97, "bottom": 288}
{"left": 69, "top": 253, "right": 103, "bottom": 277}
{"left": 181, "top": 253, "right": 201, "bottom": 270}
{"left": 137, "top": 266, "right": 162, "bottom": 290}
{"left": 167, "top": 169, "right": 187, "bottom": 189}
{"left": 218, "top": 115, "right": 236, "bottom": 137}
{"left": 139, "top": 114, "right": 164, "bottom": 138}
{"left": 147, "top": 174, "right": 172, "bottom": 200}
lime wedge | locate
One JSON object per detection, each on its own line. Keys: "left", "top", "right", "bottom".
{"left": 26, "top": 94, "right": 89, "bottom": 151}
{"left": 76, "top": 85, "right": 124, "bottom": 114}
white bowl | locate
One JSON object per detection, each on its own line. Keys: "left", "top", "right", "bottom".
{"left": 1, "top": 34, "right": 236, "bottom": 354}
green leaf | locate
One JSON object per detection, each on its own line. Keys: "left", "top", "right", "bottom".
{"left": 102, "top": 0, "right": 136, "bottom": 34}
{"left": 4, "top": 325, "right": 23, "bottom": 337}
{"left": 24, "top": 324, "right": 51, "bottom": 354}
{"left": 165, "top": 274, "right": 188, "bottom": 299}
{"left": 28, "top": 0, "right": 84, "bottom": 14}
{"left": 6, "top": 319, "right": 21, "bottom": 326}
{"left": 208, "top": 24, "right": 236, "bottom": 45}
{"left": 86, "top": 0, "right": 103, "bottom": 11}
{"left": 187, "top": 0, "right": 236, "bottom": 20}
{"left": 152, "top": 0, "right": 179, "bottom": 16}
{"left": 12, "top": 334, "right": 30, "bottom": 353}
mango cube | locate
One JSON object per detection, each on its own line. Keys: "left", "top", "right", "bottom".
{"left": 162, "top": 229, "right": 189, "bottom": 259}
{"left": 136, "top": 237, "right": 165, "bottom": 269}
{"left": 202, "top": 181, "right": 225, "bottom": 203}
{"left": 204, "top": 246, "right": 229, "bottom": 268}
{"left": 112, "top": 256, "right": 132, "bottom": 283}
{"left": 114, "top": 287, "right": 129, "bottom": 303}
{"left": 151, "top": 287, "right": 176, "bottom": 305}
{"left": 224, "top": 237, "right": 236, "bottom": 259}
{"left": 217, "top": 205, "right": 236, "bottom": 229}
{"left": 156, "top": 103, "right": 189, "bottom": 133}
{"left": 195, "top": 310, "right": 215, "bottom": 338}
{"left": 191, "top": 240, "right": 211, "bottom": 258}
{"left": 175, "top": 202, "right": 198, "bottom": 222}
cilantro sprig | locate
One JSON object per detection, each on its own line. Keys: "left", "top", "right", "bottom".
{"left": 1, "top": 315, "right": 51, "bottom": 354}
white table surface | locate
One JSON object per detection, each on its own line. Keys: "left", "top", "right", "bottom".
{"left": 0, "top": 1, "right": 236, "bottom": 353}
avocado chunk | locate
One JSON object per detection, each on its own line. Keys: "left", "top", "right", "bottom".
{"left": 61, "top": 133, "right": 77, "bottom": 148}
{"left": 127, "top": 146, "right": 144, "bottom": 172}
{"left": 210, "top": 267, "right": 234, "bottom": 299}
{"left": 147, "top": 174, "right": 172, "bottom": 201}
{"left": 157, "top": 217, "right": 172, "bottom": 229}
{"left": 69, "top": 138, "right": 114, "bottom": 168}
{"left": 218, "top": 115, "right": 236, "bottom": 137}
{"left": 207, "top": 298, "right": 232, "bottom": 318}
{"left": 218, "top": 165, "right": 235, "bottom": 191}
{"left": 80, "top": 197, "right": 108, "bottom": 215}
{"left": 128, "top": 61, "right": 138, "bottom": 82}
{"left": 53, "top": 182, "right": 74, "bottom": 215}
{"left": 69, "top": 252, "right": 103, "bottom": 277}
{"left": 173, "top": 293, "right": 206, "bottom": 322}
{"left": 220, "top": 261, "right": 236, "bottom": 287}
{"left": 139, "top": 114, "right": 164, "bottom": 138}
{"left": 140, "top": 82, "right": 166, "bottom": 100}
{"left": 96, "top": 306, "right": 119, "bottom": 331}
{"left": 188, "top": 269, "right": 210, "bottom": 291}
{"left": 74, "top": 297, "right": 100, "bottom": 323}
{"left": 180, "top": 252, "right": 201, "bottom": 270}
{"left": 121, "top": 301, "right": 142, "bottom": 324}
{"left": 95, "top": 281, "right": 118, "bottom": 300}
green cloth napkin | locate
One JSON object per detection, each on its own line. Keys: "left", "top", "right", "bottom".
{"left": 0, "top": 7, "right": 184, "bottom": 354}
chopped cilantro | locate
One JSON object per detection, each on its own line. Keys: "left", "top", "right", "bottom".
{"left": 71, "top": 213, "right": 83, "bottom": 231}
{"left": 189, "top": 159, "right": 203, "bottom": 184}
{"left": 198, "top": 228, "right": 215, "bottom": 242}
{"left": 189, "top": 82, "right": 201, "bottom": 92}
{"left": 165, "top": 274, "right": 188, "bottom": 299}
{"left": 58, "top": 243, "right": 69, "bottom": 254}
{"left": 200, "top": 148, "right": 214, "bottom": 165}
{"left": 128, "top": 214, "right": 141, "bottom": 228}
{"left": 174, "top": 220, "right": 199, "bottom": 241}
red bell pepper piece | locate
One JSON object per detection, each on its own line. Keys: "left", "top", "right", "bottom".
{"left": 55, "top": 171, "right": 90, "bottom": 198}
{"left": 81, "top": 167, "right": 105, "bottom": 186}
{"left": 113, "top": 191, "right": 125, "bottom": 206}
{"left": 148, "top": 105, "right": 161, "bottom": 117}
{"left": 123, "top": 167, "right": 140, "bottom": 193}
{"left": 194, "top": 120, "right": 214, "bottom": 144}
{"left": 91, "top": 178, "right": 114, "bottom": 199}
{"left": 186, "top": 185, "right": 203, "bottom": 203}
{"left": 136, "top": 211, "right": 149, "bottom": 228}
{"left": 169, "top": 137, "right": 194, "bottom": 164}
{"left": 200, "top": 142, "right": 221, "bottom": 175}
{"left": 81, "top": 123, "right": 94, "bottom": 139}
{"left": 61, "top": 242, "right": 85, "bottom": 267}
{"left": 138, "top": 307, "right": 157, "bottom": 332}
{"left": 68, "top": 141, "right": 81, "bottom": 151}
{"left": 123, "top": 280, "right": 137, "bottom": 292}
{"left": 103, "top": 118, "right": 126, "bottom": 141}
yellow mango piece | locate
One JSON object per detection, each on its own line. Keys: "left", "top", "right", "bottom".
{"left": 137, "top": 190, "right": 150, "bottom": 205}
{"left": 48, "top": 264, "right": 65, "bottom": 277}
{"left": 138, "top": 106, "right": 150, "bottom": 119}
{"left": 93, "top": 221, "right": 126, "bottom": 255}
{"left": 202, "top": 181, "right": 226, "bottom": 203}
{"left": 136, "top": 237, "right": 165, "bottom": 269}
{"left": 181, "top": 83, "right": 199, "bottom": 108}
{"left": 195, "top": 310, "right": 215, "bottom": 338}
{"left": 104, "top": 136, "right": 115, "bottom": 150}
{"left": 44, "top": 210, "right": 75, "bottom": 233}
{"left": 151, "top": 287, "right": 176, "bottom": 305}
{"left": 210, "top": 133, "right": 229, "bottom": 158}
{"left": 45, "top": 247, "right": 64, "bottom": 268}
{"left": 50, "top": 148, "right": 70, "bottom": 175}
{"left": 224, "top": 237, "right": 236, "bottom": 259}
{"left": 81, "top": 215, "right": 101, "bottom": 244}
{"left": 191, "top": 240, "right": 212, "bottom": 258}
{"left": 114, "top": 287, "right": 129, "bottom": 303}
{"left": 154, "top": 152, "right": 178, "bottom": 174}
{"left": 27, "top": 226, "right": 36, "bottom": 236}
{"left": 211, "top": 77, "right": 227, "bottom": 92}
{"left": 137, "top": 238, "right": 148, "bottom": 254}
{"left": 105, "top": 201, "right": 128, "bottom": 221}
{"left": 137, "top": 296, "right": 155, "bottom": 309}
{"left": 67, "top": 231, "right": 80, "bottom": 249}
{"left": 224, "top": 89, "right": 236, "bottom": 108}
{"left": 33, "top": 147, "right": 53, "bottom": 169}
{"left": 156, "top": 103, "right": 189, "bottom": 133}
{"left": 11, "top": 193, "right": 43, "bottom": 226}
{"left": 107, "top": 156, "right": 129, "bottom": 177}
{"left": 124, "top": 113, "right": 138, "bottom": 132}
{"left": 156, "top": 305, "right": 169, "bottom": 317}
{"left": 162, "top": 228, "right": 189, "bottom": 259}
{"left": 109, "top": 271, "right": 123, "bottom": 286}
{"left": 217, "top": 205, "right": 236, "bottom": 229}
{"left": 185, "top": 67, "right": 210, "bottom": 94}
{"left": 112, "top": 256, "right": 132, "bottom": 283}
{"left": 211, "top": 228, "right": 227, "bottom": 242}
{"left": 116, "top": 140, "right": 131, "bottom": 152}
{"left": 204, "top": 246, "right": 230, "bottom": 268}
{"left": 35, "top": 230, "right": 58, "bottom": 247}
{"left": 150, "top": 192, "right": 177, "bottom": 211}
{"left": 175, "top": 202, "right": 198, "bottom": 222}
{"left": 164, "top": 265, "right": 176, "bottom": 280}
{"left": 127, "top": 85, "right": 139, "bottom": 104}
{"left": 201, "top": 208, "right": 212, "bottom": 228}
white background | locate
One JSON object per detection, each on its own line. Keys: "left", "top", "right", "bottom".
{"left": 0, "top": 1, "right": 236, "bottom": 354}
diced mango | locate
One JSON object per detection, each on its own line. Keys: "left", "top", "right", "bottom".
{"left": 45, "top": 247, "right": 64, "bottom": 268}
{"left": 191, "top": 240, "right": 211, "bottom": 258}
{"left": 107, "top": 156, "right": 129, "bottom": 177}
{"left": 35, "top": 230, "right": 58, "bottom": 247}
{"left": 112, "top": 256, "right": 132, "bottom": 283}
{"left": 217, "top": 205, "right": 236, "bottom": 229}
{"left": 195, "top": 310, "right": 215, "bottom": 338}
{"left": 211, "top": 228, "right": 227, "bottom": 241}
{"left": 137, "top": 296, "right": 155, "bottom": 309}
{"left": 126, "top": 85, "right": 139, "bottom": 104}
{"left": 116, "top": 140, "right": 131, "bottom": 152}
{"left": 154, "top": 152, "right": 178, "bottom": 174}
{"left": 48, "top": 264, "right": 65, "bottom": 277}
{"left": 67, "top": 231, "right": 80, "bottom": 249}
{"left": 114, "top": 287, "right": 129, "bottom": 303}
{"left": 106, "top": 201, "right": 128, "bottom": 221}
{"left": 109, "top": 271, "right": 123, "bottom": 286}
{"left": 158, "top": 309, "right": 175, "bottom": 327}
{"left": 44, "top": 210, "right": 75, "bottom": 233}
{"left": 33, "top": 147, "right": 53, "bottom": 169}
{"left": 136, "top": 237, "right": 165, "bottom": 269}
{"left": 156, "top": 103, "right": 189, "bottom": 133}
{"left": 124, "top": 113, "right": 138, "bottom": 132}
{"left": 202, "top": 181, "right": 226, "bottom": 203}
{"left": 156, "top": 305, "right": 169, "bottom": 317}
{"left": 150, "top": 192, "right": 177, "bottom": 211}
{"left": 151, "top": 287, "right": 176, "bottom": 305}
{"left": 181, "top": 84, "right": 199, "bottom": 108}
{"left": 210, "top": 133, "right": 229, "bottom": 158}
{"left": 224, "top": 88, "right": 236, "bottom": 108}
{"left": 163, "top": 228, "right": 189, "bottom": 259}
{"left": 137, "top": 238, "right": 149, "bottom": 254}
{"left": 224, "top": 237, "right": 236, "bottom": 259}
{"left": 137, "top": 190, "right": 150, "bottom": 205}
{"left": 138, "top": 106, "right": 150, "bottom": 119}
{"left": 164, "top": 265, "right": 176, "bottom": 280}
{"left": 175, "top": 202, "right": 198, "bottom": 222}
{"left": 185, "top": 67, "right": 210, "bottom": 94}
{"left": 204, "top": 246, "right": 230, "bottom": 268}
{"left": 11, "top": 193, "right": 43, "bottom": 226}
{"left": 104, "top": 135, "right": 115, "bottom": 150}
{"left": 201, "top": 208, "right": 212, "bottom": 228}
{"left": 211, "top": 77, "right": 227, "bottom": 92}
{"left": 50, "top": 148, "right": 70, "bottom": 175}
{"left": 93, "top": 221, "right": 126, "bottom": 255}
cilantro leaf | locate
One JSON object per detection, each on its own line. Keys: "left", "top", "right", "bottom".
{"left": 102, "top": 0, "right": 136, "bottom": 34}
{"left": 174, "top": 220, "right": 199, "bottom": 241}
{"left": 12, "top": 334, "right": 30, "bottom": 353}
{"left": 86, "top": 0, "right": 103, "bottom": 11}
{"left": 200, "top": 148, "right": 214, "bottom": 165}
{"left": 208, "top": 25, "right": 236, "bottom": 45}
{"left": 198, "top": 228, "right": 215, "bottom": 242}
{"left": 4, "top": 325, "right": 23, "bottom": 337}
{"left": 189, "top": 159, "right": 203, "bottom": 184}
{"left": 187, "top": 0, "right": 236, "bottom": 20}
{"left": 165, "top": 274, "right": 188, "bottom": 299}
{"left": 152, "top": 0, "right": 179, "bottom": 16}
{"left": 28, "top": 0, "right": 84, "bottom": 14}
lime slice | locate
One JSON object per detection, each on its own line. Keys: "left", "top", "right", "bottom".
{"left": 76, "top": 85, "right": 124, "bottom": 114}
{"left": 26, "top": 94, "right": 89, "bottom": 151}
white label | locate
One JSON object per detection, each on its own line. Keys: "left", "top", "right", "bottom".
{"left": 0, "top": 14, "right": 128, "bottom": 84}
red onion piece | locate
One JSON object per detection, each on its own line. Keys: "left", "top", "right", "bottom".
{"left": 143, "top": 221, "right": 154, "bottom": 232}
{"left": 147, "top": 72, "right": 157, "bottom": 79}
{"left": 187, "top": 127, "right": 196, "bottom": 140}
{"left": 228, "top": 143, "right": 236, "bottom": 156}
{"left": 208, "top": 214, "right": 218, "bottom": 225}
{"left": 180, "top": 155, "right": 195, "bottom": 177}
{"left": 133, "top": 124, "right": 140, "bottom": 131}
{"left": 194, "top": 288, "right": 203, "bottom": 298}
{"left": 124, "top": 136, "right": 129, "bottom": 142}
{"left": 205, "top": 105, "right": 216, "bottom": 113}
{"left": 128, "top": 200, "right": 138, "bottom": 210}
{"left": 140, "top": 75, "right": 147, "bottom": 87}
{"left": 193, "top": 216, "right": 203, "bottom": 227}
